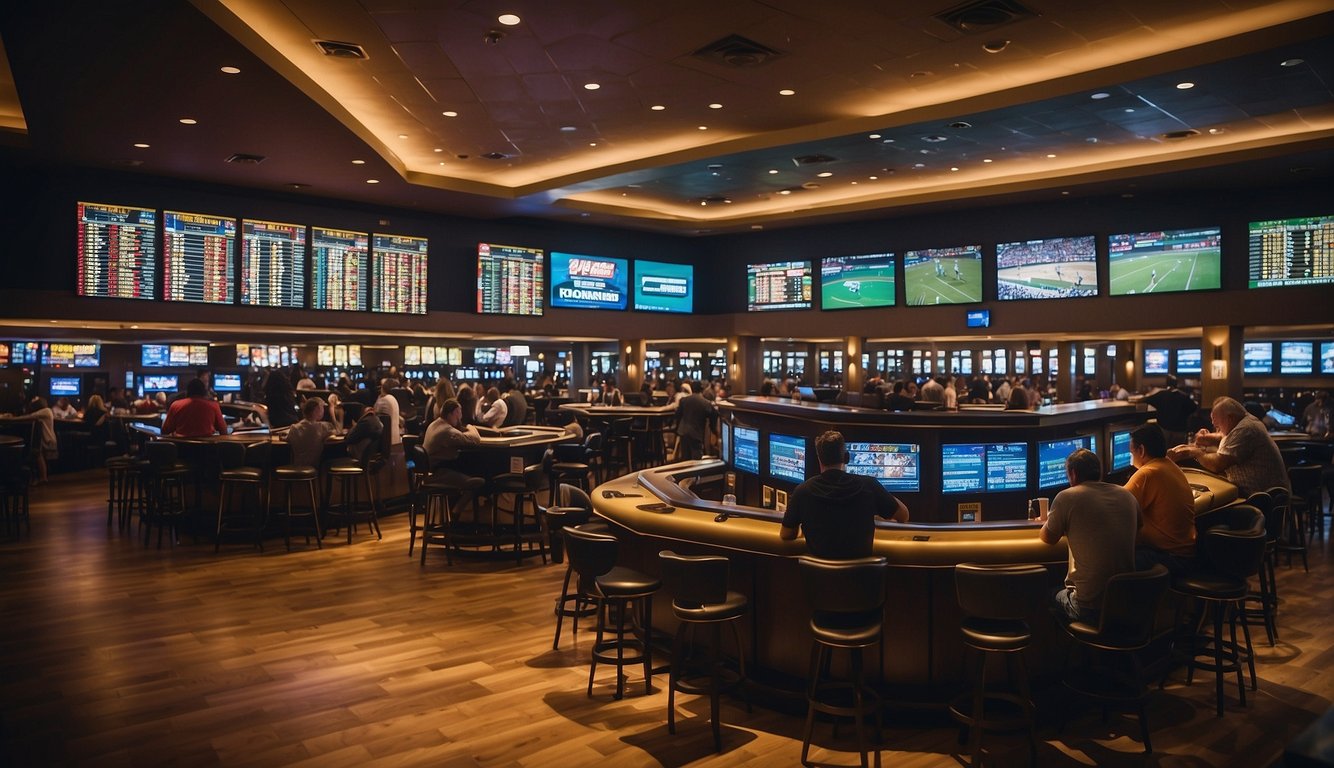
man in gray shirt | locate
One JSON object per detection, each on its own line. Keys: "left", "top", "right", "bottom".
{"left": 423, "top": 398, "right": 481, "bottom": 484}
{"left": 1039, "top": 448, "right": 1140, "bottom": 623}
{"left": 1168, "top": 396, "right": 1289, "bottom": 497}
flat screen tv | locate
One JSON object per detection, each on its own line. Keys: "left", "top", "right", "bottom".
{"left": 236, "top": 344, "right": 250, "bottom": 366}
{"left": 1109, "top": 429, "right": 1134, "bottom": 472}
{"left": 996, "top": 236, "right": 1097, "bottom": 300}
{"left": 371, "top": 233, "right": 428, "bottom": 314}
{"left": 747, "top": 260, "right": 812, "bottom": 311}
{"left": 1143, "top": 348, "right": 1170, "bottom": 375}
{"left": 1322, "top": 342, "right": 1334, "bottom": 375}
{"left": 1037, "top": 436, "right": 1095, "bottom": 489}
{"left": 317, "top": 345, "right": 334, "bottom": 366}
{"left": 1280, "top": 341, "right": 1314, "bottom": 374}
{"left": 163, "top": 210, "right": 235, "bottom": 304}
{"left": 966, "top": 309, "right": 990, "bottom": 328}
{"left": 768, "top": 433, "right": 807, "bottom": 483}
{"left": 1176, "top": 348, "right": 1202, "bottom": 374}
{"left": 310, "top": 226, "right": 369, "bottom": 311}
{"left": 733, "top": 426, "right": 760, "bottom": 474}
{"left": 142, "top": 344, "right": 171, "bottom": 368}
{"left": 820, "top": 253, "right": 896, "bottom": 310}
{"left": 404, "top": 346, "right": 421, "bottom": 366}
{"left": 1248, "top": 215, "right": 1334, "bottom": 289}
{"left": 477, "top": 242, "right": 544, "bottom": 315}
{"left": 49, "top": 376, "right": 80, "bottom": 397}
{"left": 142, "top": 374, "right": 179, "bottom": 393}
{"left": 42, "top": 343, "right": 100, "bottom": 368}
{"left": 846, "top": 442, "right": 920, "bottom": 493}
{"left": 214, "top": 373, "right": 242, "bottom": 393}
{"left": 241, "top": 219, "right": 307, "bottom": 308}
{"left": 903, "top": 245, "right": 983, "bottom": 305}
{"left": 1243, "top": 342, "right": 1273, "bottom": 374}
{"left": 633, "top": 259, "right": 693, "bottom": 313}
{"left": 76, "top": 201, "right": 158, "bottom": 300}
{"left": 941, "top": 442, "right": 1028, "bottom": 493}
{"left": 1108, "top": 227, "right": 1222, "bottom": 295}
{"left": 550, "top": 252, "right": 628, "bottom": 310}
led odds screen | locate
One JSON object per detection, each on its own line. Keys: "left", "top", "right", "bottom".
{"left": 903, "top": 246, "right": 982, "bottom": 305}
{"left": 747, "top": 261, "right": 812, "bottom": 311}
{"left": 1248, "top": 215, "right": 1334, "bottom": 289}
{"left": 550, "top": 252, "right": 628, "bottom": 310}
{"left": 820, "top": 253, "right": 895, "bottom": 310}
{"left": 632, "top": 260, "right": 693, "bottom": 313}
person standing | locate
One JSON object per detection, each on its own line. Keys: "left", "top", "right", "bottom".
{"left": 920, "top": 376, "right": 944, "bottom": 404}
{"left": 374, "top": 378, "right": 402, "bottom": 447}
{"left": 1144, "top": 375, "right": 1197, "bottom": 447}
{"left": 674, "top": 387, "right": 714, "bottom": 460}
{"left": 0, "top": 397, "right": 58, "bottom": 483}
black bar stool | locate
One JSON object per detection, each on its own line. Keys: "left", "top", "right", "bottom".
{"left": 105, "top": 454, "right": 133, "bottom": 529}
{"left": 419, "top": 475, "right": 486, "bottom": 566}
{"left": 563, "top": 526, "right": 660, "bottom": 700}
{"left": 1242, "top": 490, "right": 1280, "bottom": 645}
{"left": 949, "top": 562, "right": 1047, "bottom": 768}
{"left": 491, "top": 464, "right": 547, "bottom": 564}
{"left": 215, "top": 441, "right": 270, "bottom": 552}
{"left": 546, "top": 485, "right": 605, "bottom": 650}
{"left": 798, "top": 555, "right": 888, "bottom": 768}
{"left": 549, "top": 441, "right": 594, "bottom": 506}
{"left": 404, "top": 443, "right": 431, "bottom": 557}
{"left": 659, "top": 550, "right": 750, "bottom": 752}
{"left": 0, "top": 442, "right": 31, "bottom": 536}
{"left": 324, "top": 457, "right": 382, "bottom": 545}
{"left": 273, "top": 464, "right": 322, "bottom": 550}
{"left": 141, "top": 441, "right": 191, "bottom": 549}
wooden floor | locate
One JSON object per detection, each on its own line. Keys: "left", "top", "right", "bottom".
{"left": 1, "top": 470, "right": 1330, "bottom": 768}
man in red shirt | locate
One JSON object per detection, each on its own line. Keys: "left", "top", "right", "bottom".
{"left": 162, "top": 378, "right": 228, "bottom": 437}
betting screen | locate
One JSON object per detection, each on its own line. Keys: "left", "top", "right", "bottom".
{"left": 1176, "top": 348, "right": 1202, "bottom": 374}
{"left": 768, "top": 433, "right": 807, "bottom": 483}
{"left": 1248, "top": 215, "right": 1334, "bottom": 288}
{"left": 1243, "top": 342, "right": 1273, "bottom": 374}
{"left": 733, "top": 426, "right": 760, "bottom": 474}
{"left": 633, "top": 260, "right": 693, "bottom": 313}
{"left": 311, "top": 227, "right": 368, "bottom": 311}
{"left": 77, "top": 202, "right": 157, "bottom": 300}
{"left": 163, "top": 211, "right": 235, "bottom": 304}
{"left": 550, "top": 252, "right": 628, "bottom": 310}
{"left": 1143, "top": 348, "right": 1170, "bottom": 375}
{"left": 1037, "top": 436, "right": 1094, "bottom": 489}
{"left": 1280, "top": 342, "right": 1314, "bottom": 374}
{"left": 942, "top": 442, "right": 1028, "bottom": 493}
{"left": 846, "top": 442, "right": 920, "bottom": 493}
{"left": 1109, "top": 430, "right": 1134, "bottom": 471}
{"left": 477, "top": 243, "right": 544, "bottom": 315}
{"left": 371, "top": 234, "right": 428, "bottom": 314}
{"left": 41, "top": 343, "right": 100, "bottom": 368}
{"left": 747, "top": 260, "right": 812, "bottom": 311}
{"left": 241, "top": 219, "right": 306, "bottom": 308}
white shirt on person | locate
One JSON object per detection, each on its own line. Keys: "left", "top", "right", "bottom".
{"left": 374, "top": 393, "right": 401, "bottom": 446}
{"left": 477, "top": 397, "right": 507, "bottom": 428}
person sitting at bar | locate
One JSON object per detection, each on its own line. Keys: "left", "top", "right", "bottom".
{"left": 286, "top": 397, "right": 340, "bottom": 468}
{"left": 594, "top": 377, "right": 623, "bottom": 406}
{"left": 477, "top": 386, "right": 508, "bottom": 428}
{"left": 1038, "top": 448, "right": 1139, "bottom": 624}
{"left": 161, "top": 378, "right": 228, "bottom": 438}
{"left": 1302, "top": 390, "right": 1331, "bottom": 438}
{"left": 51, "top": 397, "right": 78, "bottom": 420}
{"left": 264, "top": 369, "right": 299, "bottom": 428}
{"left": 344, "top": 406, "right": 383, "bottom": 466}
{"left": 0, "top": 396, "right": 58, "bottom": 483}
{"left": 919, "top": 375, "right": 944, "bottom": 404}
{"left": 374, "top": 378, "right": 402, "bottom": 446}
{"left": 1168, "top": 396, "right": 1290, "bottom": 497}
{"left": 780, "top": 430, "right": 909, "bottom": 558}
{"left": 423, "top": 398, "right": 481, "bottom": 484}
{"left": 107, "top": 386, "right": 131, "bottom": 412}
{"left": 884, "top": 380, "right": 915, "bottom": 412}
{"left": 500, "top": 379, "right": 527, "bottom": 427}
{"left": 1124, "top": 424, "right": 1195, "bottom": 574}
{"left": 1004, "top": 386, "right": 1031, "bottom": 411}
{"left": 83, "top": 394, "right": 109, "bottom": 445}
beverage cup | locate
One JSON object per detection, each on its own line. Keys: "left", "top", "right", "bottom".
{"left": 722, "top": 493, "right": 737, "bottom": 506}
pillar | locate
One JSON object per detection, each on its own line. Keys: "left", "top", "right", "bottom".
{"left": 618, "top": 338, "right": 645, "bottom": 395}
{"left": 1201, "top": 325, "right": 1243, "bottom": 407}
{"left": 571, "top": 343, "right": 591, "bottom": 390}
{"left": 728, "top": 335, "right": 762, "bottom": 395}
{"left": 843, "top": 337, "right": 865, "bottom": 394}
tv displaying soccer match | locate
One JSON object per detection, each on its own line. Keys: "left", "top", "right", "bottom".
{"left": 1108, "top": 227, "right": 1221, "bottom": 295}
{"left": 996, "top": 236, "right": 1097, "bottom": 300}
{"left": 820, "top": 253, "right": 896, "bottom": 310}
{"left": 903, "top": 246, "right": 983, "bottom": 305}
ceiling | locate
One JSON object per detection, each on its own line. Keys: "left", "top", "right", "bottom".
{"left": 1, "top": 1, "right": 1332, "bottom": 234}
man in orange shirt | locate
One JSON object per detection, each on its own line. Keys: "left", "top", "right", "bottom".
{"left": 1125, "top": 423, "right": 1195, "bottom": 574}
{"left": 161, "top": 378, "right": 229, "bottom": 438}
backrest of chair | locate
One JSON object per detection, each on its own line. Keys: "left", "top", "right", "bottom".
{"left": 405, "top": 443, "right": 430, "bottom": 477}
{"left": 798, "top": 556, "right": 888, "bottom": 615}
{"left": 244, "top": 441, "right": 271, "bottom": 471}
{"left": 216, "top": 440, "right": 246, "bottom": 470}
{"left": 562, "top": 526, "right": 618, "bottom": 591}
{"left": 1246, "top": 491, "right": 1280, "bottom": 541}
{"left": 659, "top": 551, "right": 728, "bottom": 607}
{"left": 1095, "top": 565, "right": 1170, "bottom": 642}
{"left": 144, "top": 440, "right": 177, "bottom": 467}
{"left": 558, "top": 483, "right": 592, "bottom": 512}
{"left": 584, "top": 432, "right": 603, "bottom": 455}
{"left": 1200, "top": 503, "right": 1264, "bottom": 536}
{"left": 954, "top": 563, "right": 1049, "bottom": 621}
{"left": 1289, "top": 465, "right": 1321, "bottom": 495}
{"left": 0, "top": 443, "right": 26, "bottom": 480}
{"left": 1200, "top": 527, "right": 1266, "bottom": 580}
{"left": 553, "top": 441, "right": 586, "bottom": 463}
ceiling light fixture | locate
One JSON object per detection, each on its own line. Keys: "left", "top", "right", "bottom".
{"left": 868, "top": 176, "right": 877, "bottom": 180}
{"left": 698, "top": 125, "right": 708, "bottom": 130}
{"left": 1047, "top": 153, "right": 1056, "bottom": 158}
{"left": 650, "top": 104, "right": 665, "bottom": 111}
{"left": 950, "top": 167, "right": 960, "bottom": 171}
{"left": 366, "top": 179, "right": 379, "bottom": 184}
{"left": 442, "top": 111, "right": 458, "bottom": 117}
{"left": 816, "top": 172, "right": 833, "bottom": 178}
{"left": 220, "top": 66, "right": 241, "bottom": 74}
{"left": 588, "top": 142, "right": 597, "bottom": 147}
{"left": 583, "top": 83, "right": 600, "bottom": 90}
{"left": 397, "top": 133, "right": 408, "bottom": 139}
{"left": 778, "top": 89, "right": 795, "bottom": 96}
{"left": 433, "top": 147, "right": 443, "bottom": 152}
{"left": 708, "top": 103, "right": 722, "bottom": 109}
{"left": 133, "top": 143, "right": 150, "bottom": 148}
{"left": 1176, "top": 81, "right": 1194, "bottom": 89}
{"left": 497, "top": 13, "right": 521, "bottom": 25}
{"left": 982, "top": 158, "right": 993, "bottom": 163}
{"left": 352, "top": 159, "right": 366, "bottom": 165}
{"left": 868, "top": 134, "right": 881, "bottom": 139}
{"left": 982, "top": 39, "right": 1009, "bottom": 53}
{"left": 179, "top": 118, "right": 197, "bottom": 125}
{"left": 1090, "top": 92, "right": 1110, "bottom": 100}
{"left": 560, "top": 125, "right": 576, "bottom": 131}
{"left": 1280, "top": 58, "right": 1304, "bottom": 67}
{"left": 779, "top": 189, "right": 792, "bottom": 195}
{"left": 767, "top": 169, "right": 778, "bottom": 174}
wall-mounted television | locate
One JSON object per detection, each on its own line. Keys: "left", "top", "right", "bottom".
{"left": 1280, "top": 341, "right": 1314, "bottom": 374}
{"left": 733, "top": 426, "right": 760, "bottom": 474}
{"left": 311, "top": 226, "right": 369, "bottom": 311}
{"left": 371, "top": 233, "right": 428, "bottom": 315}
{"left": 1037, "top": 436, "right": 1095, "bottom": 489}
{"left": 903, "top": 245, "right": 983, "bottom": 305}
{"left": 142, "top": 344, "right": 171, "bottom": 367}
{"left": 495, "top": 348, "right": 513, "bottom": 365}
{"left": 966, "top": 309, "right": 990, "bottom": 328}
{"left": 77, "top": 201, "right": 158, "bottom": 300}
{"left": 1143, "top": 348, "right": 1170, "bottom": 375}
{"left": 1248, "top": 215, "right": 1334, "bottom": 289}
{"left": 1108, "top": 227, "right": 1222, "bottom": 295}
{"left": 241, "top": 219, "right": 306, "bottom": 308}
{"left": 1322, "top": 342, "right": 1334, "bottom": 375}
{"left": 820, "top": 253, "right": 896, "bottom": 310}
{"left": 1176, "top": 348, "right": 1202, "bottom": 374}
{"left": 1109, "top": 429, "right": 1134, "bottom": 472}
{"left": 720, "top": 421, "right": 732, "bottom": 464}
{"left": 49, "top": 376, "right": 80, "bottom": 397}
{"left": 404, "top": 346, "right": 421, "bottom": 366}
{"left": 941, "top": 442, "right": 1028, "bottom": 493}
{"left": 747, "top": 260, "right": 812, "bottom": 311}
{"left": 1243, "top": 342, "right": 1273, "bottom": 374}
{"left": 142, "top": 374, "right": 179, "bottom": 393}
{"left": 477, "top": 242, "right": 544, "bottom": 315}
{"left": 633, "top": 259, "right": 693, "bottom": 313}
{"left": 42, "top": 343, "right": 100, "bottom": 368}
{"left": 214, "top": 373, "right": 242, "bottom": 393}
{"left": 550, "top": 252, "right": 628, "bottom": 310}
{"left": 846, "top": 442, "right": 920, "bottom": 493}
{"left": 317, "top": 345, "right": 334, "bottom": 366}
{"left": 767, "top": 433, "right": 807, "bottom": 483}
{"left": 996, "top": 236, "right": 1097, "bottom": 300}
{"left": 163, "top": 210, "right": 236, "bottom": 304}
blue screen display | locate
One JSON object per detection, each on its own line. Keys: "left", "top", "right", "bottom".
{"left": 1321, "top": 342, "right": 1334, "bottom": 374}
{"left": 1176, "top": 348, "right": 1202, "bottom": 374}
{"left": 733, "top": 426, "right": 760, "bottom": 474}
{"left": 987, "top": 443, "right": 1028, "bottom": 491}
{"left": 142, "top": 344, "right": 171, "bottom": 367}
{"left": 1144, "top": 348, "right": 1170, "bottom": 375}
{"left": 1243, "top": 342, "right": 1273, "bottom": 374}
{"left": 1110, "top": 430, "right": 1133, "bottom": 471}
{"left": 633, "top": 259, "right": 693, "bottom": 313}
{"left": 1038, "top": 436, "right": 1094, "bottom": 489}
{"left": 142, "top": 374, "right": 179, "bottom": 392}
{"left": 1280, "top": 342, "right": 1313, "bottom": 374}
{"left": 942, "top": 442, "right": 1028, "bottom": 493}
{"left": 768, "top": 433, "right": 807, "bottom": 483}
{"left": 214, "top": 373, "right": 242, "bottom": 392}
{"left": 49, "top": 377, "right": 80, "bottom": 396}
{"left": 966, "top": 309, "right": 990, "bottom": 328}
{"left": 846, "top": 442, "right": 920, "bottom": 493}
{"left": 550, "top": 252, "right": 628, "bottom": 310}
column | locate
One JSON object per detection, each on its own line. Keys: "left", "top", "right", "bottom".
{"left": 1201, "top": 325, "right": 1243, "bottom": 407}
{"left": 618, "top": 338, "right": 645, "bottom": 395}
{"left": 728, "top": 335, "right": 762, "bottom": 395}
{"left": 571, "top": 343, "right": 591, "bottom": 390}
{"left": 805, "top": 343, "right": 819, "bottom": 386}
{"left": 1055, "top": 341, "right": 1078, "bottom": 403}
{"left": 843, "top": 336, "right": 865, "bottom": 395}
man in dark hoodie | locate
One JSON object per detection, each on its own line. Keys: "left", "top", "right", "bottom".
{"left": 780, "top": 430, "right": 909, "bottom": 558}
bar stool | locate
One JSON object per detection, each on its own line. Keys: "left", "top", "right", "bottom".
{"left": 491, "top": 463, "right": 547, "bottom": 564}
{"left": 1242, "top": 490, "right": 1279, "bottom": 645}
{"left": 273, "top": 464, "right": 322, "bottom": 550}
{"left": 1060, "top": 565, "right": 1170, "bottom": 754}
{"left": 659, "top": 551, "right": 749, "bottom": 752}
{"left": 105, "top": 454, "right": 133, "bottom": 529}
{"left": 419, "top": 474, "right": 486, "bottom": 565}
{"left": 141, "top": 441, "right": 191, "bottom": 549}
{"left": 798, "top": 555, "right": 888, "bottom": 768}
{"left": 549, "top": 441, "right": 594, "bottom": 506}
{"left": 215, "top": 441, "right": 270, "bottom": 552}
{"left": 0, "top": 442, "right": 31, "bottom": 536}
{"left": 1289, "top": 465, "right": 1321, "bottom": 563}
{"left": 949, "top": 562, "right": 1047, "bottom": 768}
{"left": 605, "top": 418, "right": 634, "bottom": 478}
{"left": 404, "top": 443, "right": 432, "bottom": 557}
{"left": 547, "top": 484, "right": 606, "bottom": 650}
{"left": 324, "top": 457, "right": 382, "bottom": 545}
{"left": 1163, "top": 504, "right": 1265, "bottom": 717}
{"left": 563, "top": 526, "right": 660, "bottom": 700}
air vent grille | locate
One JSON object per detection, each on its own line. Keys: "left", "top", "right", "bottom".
{"left": 937, "top": 0, "right": 1037, "bottom": 33}
{"left": 692, "top": 34, "right": 784, "bottom": 68}
{"left": 314, "top": 39, "right": 369, "bottom": 59}
{"left": 792, "top": 154, "right": 837, "bottom": 166}
{"left": 225, "top": 153, "right": 266, "bottom": 165}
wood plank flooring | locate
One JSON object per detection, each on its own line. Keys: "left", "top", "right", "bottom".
{"left": 1, "top": 470, "right": 1331, "bottom": 767}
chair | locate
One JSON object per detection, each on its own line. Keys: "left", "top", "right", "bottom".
{"left": 798, "top": 555, "right": 888, "bottom": 768}
{"left": 141, "top": 441, "right": 191, "bottom": 549}
{"left": 1242, "top": 490, "right": 1280, "bottom": 645}
{"left": 324, "top": 454, "right": 382, "bottom": 545}
{"left": 105, "top": 454, "right": 134, "bottom": 530}
{"left": 1288, "top": 466, "right": 1320, "bottom": 568}
{"left": 273, "top": 463, "right": 322, "bottom": 551}
{"left": 215, "top": 440, "right": 271, "bottom": 552}
{"left": 547, "top": 484, "right": 606, "bottom": 650}
{"left": 1061, "top": 565, "right": 1171, "bottom": 753}
{"left": 419, "top": 474, "right": 487, "bottom": 566}
{"left": 949, "top": 563, "right": 1048, "bottom": 768}
{"left": 0, "top": 442, "right": 31, "bottom": 536}
{"left": 1164, "top": 504, "right": 1265, "bottom": 717}
{"left": 605, "top": 418, "right": 634, "bottom": 478}
{"left": 549, "top": 439, "right": 594, "bottom": 505}
{"left": 660, "top": 551, "right": 749, "bottom": 752}
{"left": 490, "top": 463, "right": 548, "bottom": 564}
{"left": 562, "top": 526, "right": 660, "bottom": 700}
{"left": 404, "top": 443, "right": 432, "bottom": 557}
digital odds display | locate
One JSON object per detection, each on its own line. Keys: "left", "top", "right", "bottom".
{"left": 996, "top": 235, "right": 1097, "bottom": 300}
{"left": 1109, "top": 430, "right": 1134, "bottom": 471}
{"left": 747, "top": 261, "right": 812, "bottom": 311}
{"left": 1143, "top": 348, "right": 1170, "bottom": 375}
{"left": 371, "top": 234, "right": 428, "bottom": 315}
{"left": 733, "top": 426, "right": 760, "bottom": 474}
{"left": 241, "top": 219, "right": 306, "bottom": 308}
{"left": 77, "top": 202, "right": 158, "bottom": 300}
{"left": 477, "top": 242, "right": 544, "bottom": 316}
{"left": 903, "top": 246, "right": 983, "bottom": 305}
{"left": 550, "top": 252, "right": 628, "bottom": 310}
{"left": 820, "top": 253, "right": 896, "bottom": 310}
{"left": 1248, "top": 215, "right": 1334, "bottom": 289}
{"left": 1243, "top": 342, "right": 1273, "bottom": 374}
{"left": 1037, "top": 436, "right": 1094, "bottom": 489}
{"left": 941, "top": 442, "right": 1028, "bottom": 493}
{"left": 767, "top": 433, "right": 807, "bottom": 483}
{"left": 1108, "top": 227, "right": 1221, "bottom": 295}
{"left": 633, "top": 259, "right": 693, "bottom": 313}
{"left": 163, "top": 211, "right": 235, "bottom": 304}
{"left": 846, "top": 442, "right": 920, "bottom": 493}
{"left": 311, "top": 227, "right": 368, "bottom": 311}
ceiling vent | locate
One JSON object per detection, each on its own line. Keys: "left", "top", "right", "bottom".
{"left": 937, "top": 0, "right": 1037, "bottom": 33}
{"left": 1159, "top": 129, "right": 1200, "bottom": 140}
{"left": 225, "top": 153, "right": 266, "bottom": 165}
{"left": 792, "top": 153, "right": 837, "bottom": 167}
{"left": 481, "top": 152, "right": 509, "bottom": 160}
{"left": 692, "top": 34, "right": 785, "bottom": 68}
{"left": 313, "top": 39, "right": 369, "bottom": 60}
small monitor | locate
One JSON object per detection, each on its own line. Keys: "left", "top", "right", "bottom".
{"left": 768, "top": 433, "right": 807, "bottom": 483}
{"left": 214, "top": 373, "right": 242, "bottom": 393}
{"left": 1280, "top": 341, "right": 1314, "bottom": 374}
{"left": 1243, "top": 342, "right": 1273, "bottom": 374}
{"left": 966, "top": 309, "right": 990, "bottom": 328}
{"left": 733, "top": 426, "right": 760, "bottom": 474}
{"left": 1176, "top": 348, "right": 1202, "bottom": 374}
{"left": 49, "top": 376, "right": 80, "bottom": 397}
{"left": 1143, "top": 348, "right": 1170, "bottom": 375}
{"left": 142, "top": 374, "right": 179, "bottom": 393}
{"left": 236, "top": 344, "right": 250, "bottom": 366}
{"left": 1321, "top": 342, "right": 1334, "bottom": 375}
{"left": 942, "top": 442, "right": 1028, "bottom": 493}
{"left": 1037, "top": 436, "right": 1095, "bottom": 489}
{"left": 404, "top": 346, "right": 421, "bottom": 366}
{"left": 846, "top": 442, "right": 920, "bottom": 493}
{"left": 1109, "top": 430, "right": 1134, "bottom": 472}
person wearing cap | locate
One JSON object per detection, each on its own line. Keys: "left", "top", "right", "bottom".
{"left": 285, "top": 396, "right": 341, "bottom": 468}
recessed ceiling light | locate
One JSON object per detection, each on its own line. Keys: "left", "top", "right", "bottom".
{"left": 588, "top": 142, "right": 597, "bottom": 147}
{"left": 913, "top": 163, "right": 925, "bottom": 168}
{"left": 950, "top": 167, "right": 960, "bottom": 171}
{"left": 982, "top": 158, "right": 993, "bottom": 163}
{"left": 700, "top": 201, "right": 707, "bottom": 206}
{"left": 779, "top": 189, "right": 792, "bottom": 195}
{"left": 583, "top": 83, "right": 600, "bottom": 90}
{"left": 366, "top": 179, "right": 379, "bottom": 184}
{"left": 868, "top": 134, "right": 881, "bottom": 139}
{"left": 130, "top": 324, "right": 139, "bottom": 329}
{"left": 1280, "top": 58, "right": 1304, "bottom": 67}
{"left": 850, "top": 181, "right": 858, "bottom": 185}
{"left": 816, "top": 172, "right": 833, "bottom": 178}
{"left": 881, "top": 138, "right": 894, "bottom": 143}
{"left": 1208, "top": 127, "right": 1225, "bottom": 135}
{"left": 560, "top": 125, "right": 576, "bottom": 132}
{"left": 1046, "top": 153, "right": 1057, "bottom": 158}
{"left": 708, "top": 103, "right": 722, "bottom": 109}
{"left": 650, "top": 104, "right": 666, "bottom": 111}
{"left": 397, "top": 133, "right": 409, "bottom": 139}
{"left": 768, "top": 169, "right": 778, "bottom": 174}
{"left": 1061, "top": 191, "right": 1070, "bottom": 196}
{"left": 179, "top": 118, "right": 197, "bottom": 125}
{"left": 439, "top": 162, "right": 446, "bottom": 166}
{"left": 751, "top": 225, "right": 764, "bottom": 230}
{"left": 497, "top": 13, "right": 521, "bottom": 25}
{"left": 220, "top": 66, "right": 241, "bottom": 74}
{"left": 433, "top": 147, "right": 443, "bottom": 152}
{"left": 868, "top": 176, "right": 878, "bottom": 180}
{"left": 697, "top": 125, "right": 708, "bottom": 130}
{"left": 1091, "top": 92, "right": 1110, "bottom": 100}
{"left": 1175, "top": 81, "right": 1194, "bottom": 89}
{"left": 778, "top": 89, "right": 795, "bottom": 96}
{"left": 133, "top": 143, "right": 150, "bottom": 148}
{"left": 909, "top": 71, "right": 931, "bottom": 79}
{"left": 352, "top": 159, "right": 366, "bottom": 165}
{"left": 442, "top": 110, "right": 459, "bottom": 117}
